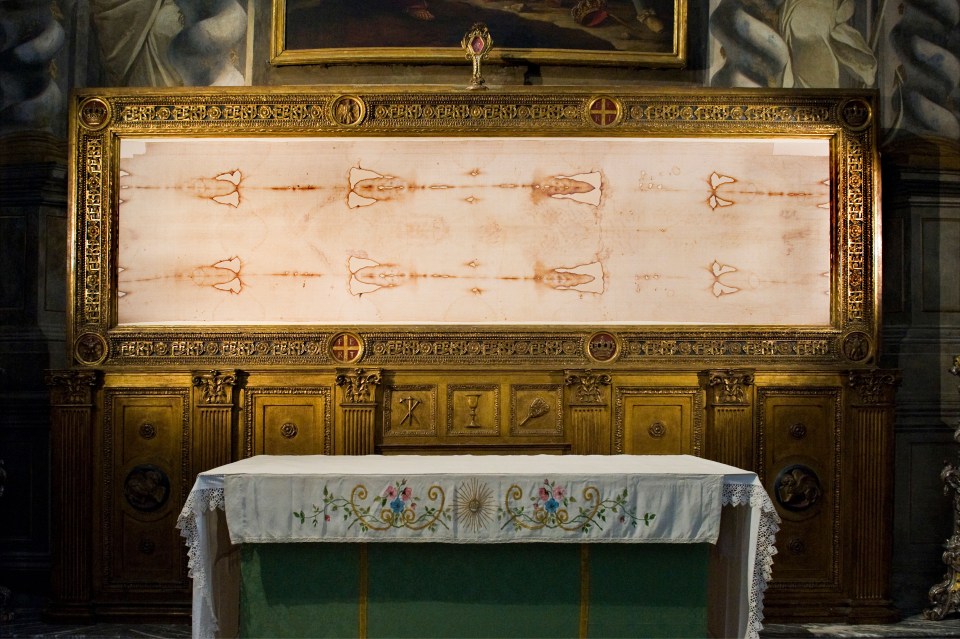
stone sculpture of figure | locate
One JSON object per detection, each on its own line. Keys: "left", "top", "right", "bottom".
{"left": 778, "top": 0, "right": 877, "bottom": 87}
{"left": 90, "top": 0, "right": 183, "bottom": 86}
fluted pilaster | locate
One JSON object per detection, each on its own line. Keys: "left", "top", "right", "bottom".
{"left": 336, "top": 369, "right": 381, "bottom": 455}
{"left": 192, "top": 370, "right": 237, "bottom": 470}
{"left": 45, "top": 369, "right": 97, "bottom": 619}
{"left": 845, "top": 369, "right": 901, "bottom": 621}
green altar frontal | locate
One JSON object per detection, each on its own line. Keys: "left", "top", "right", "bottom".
{"left": 239, "top": 542, "right": 709, "bottom": 638}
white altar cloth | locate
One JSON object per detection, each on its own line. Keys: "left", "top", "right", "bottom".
{"left": 177, "top": 454, "right": 779, "bottom": 639}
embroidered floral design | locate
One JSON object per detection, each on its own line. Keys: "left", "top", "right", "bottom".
{"left": 294, "top": 479, "right": 450, "bottom": 533}
{"left": 497, "top": 479, "right": 655, "bottom": 533}
{"left": 454, "top": 478, "right": 494, "bottom": 533}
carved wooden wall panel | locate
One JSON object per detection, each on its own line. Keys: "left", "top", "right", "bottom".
{"left": 615, "top": 387, "right": 701, "bottom": 455}
{"left": 97, "top": 382, "right": 190, "bottom": 608}
{"left": 759, "top": 386, "right": 842, "bottom": 620}
{"left": 246, "top": 388, "right": 331, "bottom": 456}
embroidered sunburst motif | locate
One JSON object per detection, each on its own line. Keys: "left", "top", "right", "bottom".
{"left": 455, "top": 478, "right": 494, "bottom": 533}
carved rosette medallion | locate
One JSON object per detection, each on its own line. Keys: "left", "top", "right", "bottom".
{"left": 847, "top": 370, "right": 901, "bottom": 405}
{"left": 75, "top": 332, "right": 107, "bottom": 365}
{"left": 139, "top": 423, "right": 157, "bottom": 440}
{"left": 123, "top": 464, "right": 170, "bottom": 512}
{"left": 78, "top": 97, "right": 111, "bottom": 131}
{"left": 193, "top": 370, "right": 237, "bottom": 405}
{"left": 330, "top": 332, "right": 364, "bottom": 364}
{"left": 839, "top": 98, "right": 873, "bottom": 132}
{"left": 280, "top": 422, "right": 298, "bottom": 439}
{"left": 788, "top": 423, "right": 807, "bottom": 440}
{"left": 586, "top": 96, "right": 622, "bottom": 127}
{"left": 774, "top": 465, "right": 822, "bottom": 512}
{"left": 648, "top": 421, "right": 667, "bottom": 438}
{"left": 337, "top": 368, "right": 382, "bottom": 404}
{"left": 703, "top": 369, "right": 754, "bottom": 406}
{"left": 330, "top": 95, "right": 366, "bottom": 126}
{"left": 564, "top": 370, "right": 612, "bottom": 404}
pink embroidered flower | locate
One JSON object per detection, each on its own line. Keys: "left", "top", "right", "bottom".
{"left": 553, "top": 486, "right": 566, "bottom": 500}
{"left": 385, "top": 486, "right": 397, "bottom": 498}
{"left": 538, "top": 486, "right": 550, "bottom": 501}
{"left": 401, "top": 486, "right": 412, "bottom": 501}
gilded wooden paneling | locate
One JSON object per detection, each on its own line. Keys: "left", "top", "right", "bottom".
{"left": 247, "top": 390, "right": 331, "bottom": 456}
{"left": 101, "top": 389, "right": 190, "bottom": 594}
{"left": 759, "top": 388, "right": 841, "bottom": 590}
{"left": 614, "top": 388, "right": 701, "bottom": 455}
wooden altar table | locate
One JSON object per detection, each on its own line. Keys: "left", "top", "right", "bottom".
{"left": 177, "top": 455, "right": 779, "bottom": 639}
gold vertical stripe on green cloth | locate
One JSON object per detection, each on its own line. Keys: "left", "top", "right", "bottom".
{"left": 359, "top": 543, "right": 368, "bottom": 638}
{"left": 579, "top": 544, "right": 590, "bottom": 638}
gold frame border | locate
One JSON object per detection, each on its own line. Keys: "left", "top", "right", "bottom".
{"left": 270, "top": 0, "right": 687, "bottom": 68}
{"left": 67, "top": 86, "right": 880, "bottom": 369}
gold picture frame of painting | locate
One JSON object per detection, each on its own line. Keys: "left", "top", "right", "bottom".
{"left": 67, "top": 86, "right": 880, "bottom": 370}
{"left": 270, "top": 0, "right": 687, "bottom": 67}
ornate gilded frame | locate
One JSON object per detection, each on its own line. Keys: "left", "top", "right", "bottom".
{"left": 68, "top": 87, "right": 880, "bottom": 369}
{"left": 270, "top": 0, "right": 686, "bottom": 67}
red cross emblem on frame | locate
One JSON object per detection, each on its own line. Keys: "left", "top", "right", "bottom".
{"left": 330, "top": 332, "right": 364, "bottom": 363}
{"left": 587, "top": 97, "right": 621, "bottom": 127}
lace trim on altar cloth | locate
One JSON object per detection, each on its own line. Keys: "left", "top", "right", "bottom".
{"left": 176, "top": 487, "right": 224, "bottom": 638}
{"left": 723, "top": 483, "right": 781, "bottom": 639}
{"left": 177, "top": 487, "right": 224, "bottom": 590}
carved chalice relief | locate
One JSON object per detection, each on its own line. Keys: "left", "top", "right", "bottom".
{"left": 465, "top": 394, "right": 482, "bottom": 428}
